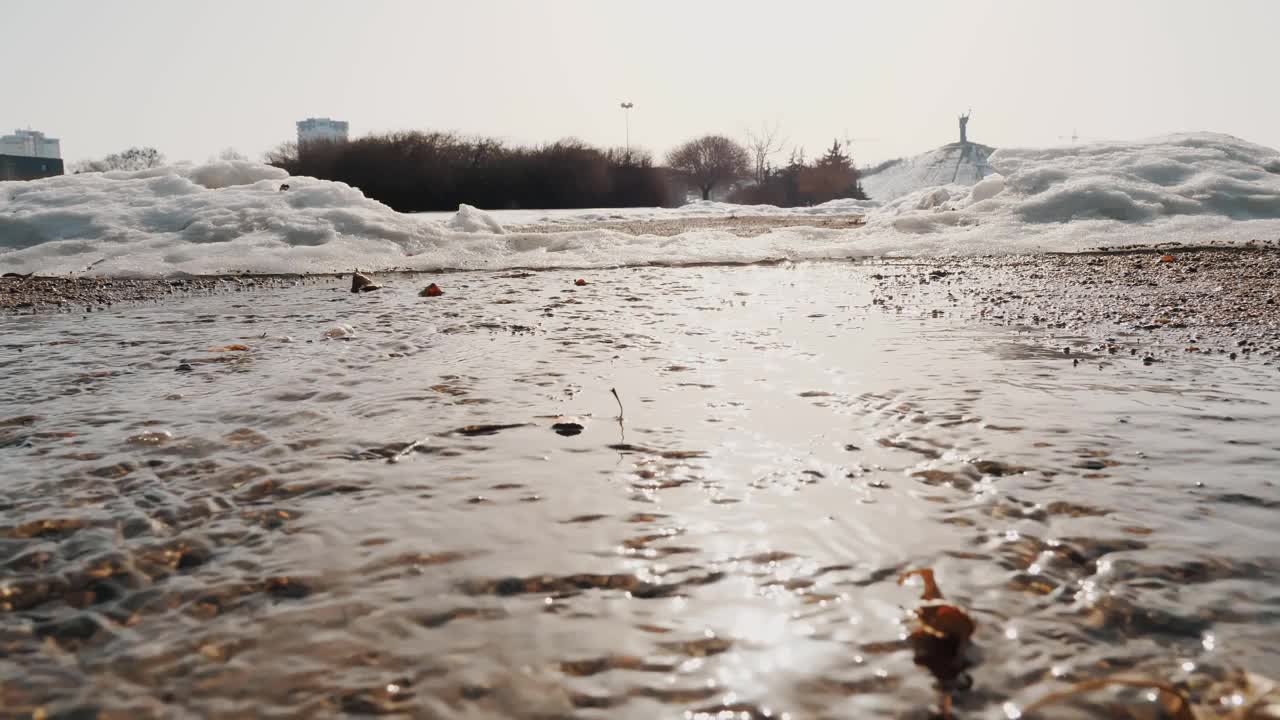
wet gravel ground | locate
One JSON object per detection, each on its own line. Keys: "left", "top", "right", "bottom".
{"left": 864, "top": 247, "right": 1280, "bottom": 361}
{"left": 0, "top": 274, "right": 310, "bottom": 313}
{"left": 6, "top": 243, "right": 1276, "bottom": 367}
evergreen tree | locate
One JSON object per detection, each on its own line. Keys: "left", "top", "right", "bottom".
{"left": 818, "top": 139, "right": 851, "bottom": 169}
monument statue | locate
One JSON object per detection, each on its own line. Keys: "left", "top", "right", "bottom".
{"left": 959, "top": 110, "right": 971, "bottom": 144}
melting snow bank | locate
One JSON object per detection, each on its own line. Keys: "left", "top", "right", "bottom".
{"left": 861, "top": 142, "right": 997, "bottom": 202}
{"left": 448, "top": 203, "right": 506, "bottom": 234}
{"left": 3, "top": 133, "right": 1280, "bottom": 276}
{"left": 864, "top": 133, "right": 1280, "bottom": 253}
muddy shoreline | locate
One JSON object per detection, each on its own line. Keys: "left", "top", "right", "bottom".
{"left": 6, "top": 246, "right": 1278, "bottom": 359}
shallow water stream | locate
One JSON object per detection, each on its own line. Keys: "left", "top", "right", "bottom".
{"left": 3, "top": 264, "right": 1279, "bottom": 719}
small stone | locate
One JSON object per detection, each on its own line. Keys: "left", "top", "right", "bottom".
{"left": 350, "top": 270, "right": 381, "bottom": 293}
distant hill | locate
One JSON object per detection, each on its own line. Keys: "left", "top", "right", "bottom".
{"left": 861, "top": 142, "right": 996, "bottom": 201}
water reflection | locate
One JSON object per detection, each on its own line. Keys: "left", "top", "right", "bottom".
{"left": 2, "top": 264, "right": 1278, "bottom": 718}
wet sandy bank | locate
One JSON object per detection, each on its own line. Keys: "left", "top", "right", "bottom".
{"left": 5, "top": 246, "right": 1278, "bottom": 363}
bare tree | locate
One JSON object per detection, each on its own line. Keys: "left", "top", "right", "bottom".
{"left": 74, "top": 147, "right": 166, "bottom": 173}
{"left": 666, "top": 135, "right": 750, "bottom": 201}
{"left": 745, "top": 121, "right": 786, "bottom": 184}
{"left": 263, "top": 141, "right": 299, "bottom": 170}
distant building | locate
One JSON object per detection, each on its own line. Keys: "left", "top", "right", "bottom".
{"left": 296, "top": 118, "right": 349, "bottom": 147}
{"left": 0, "top": 129, "right": 61, "bottom": 159}
{"left": 0, "top": 154, "right": 64, "bottom": 181}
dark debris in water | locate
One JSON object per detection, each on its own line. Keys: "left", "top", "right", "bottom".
{"left": 551, "top": 422, "right": 584, "bottom": 436}
{"left": 449, "top": 423, "right": 531, "bottom": 437}
{"left": 608, "top": 443, "right": 708, "bottom": 459}
{"left": 461, "top": 570, "right": 724, "bottom": 599}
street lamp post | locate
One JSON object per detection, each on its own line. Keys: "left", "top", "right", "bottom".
{"left": 620, "top": 102, "right": 634, "bottom": 161}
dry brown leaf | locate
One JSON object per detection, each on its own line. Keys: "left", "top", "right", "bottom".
{"left": 899, "top": 568, "right": 977, "bottom": 719}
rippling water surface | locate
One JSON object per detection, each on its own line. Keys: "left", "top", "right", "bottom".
{"left": 3, "top": 264, "right": 1279, "bottom": 719}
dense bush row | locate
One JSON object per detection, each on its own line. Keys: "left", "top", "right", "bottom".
{"left": 265, "top": 132, "right": 679, "bottom": 212}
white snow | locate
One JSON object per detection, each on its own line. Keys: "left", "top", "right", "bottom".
{"left": 185, "top": 160, "right": 288, "bottom": 190}
{"left": 861, "top": 142, "right": 997, "bottom": 202}
{"left": 862, "top": 133, "right": 1280, "bottom": 253}
{"left": 3, "top": 133, "right": 1279, "bottom": 277}
{"left": 415, "top": 197, "right": 879, "bottom": 226}
{"left": 447, "top": 204, "right": 506, "bottom": 234}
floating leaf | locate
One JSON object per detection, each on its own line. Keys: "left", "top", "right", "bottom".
{"left": 899, "top": 568, "right": 977, "bottom": 719}
{"left": 209, "top": 344, "right": 250, "bottom": 352}
{"left": 574, "top": 278, "right": 588, "bottom": 286}
{"left": 1160, "top": 254, "right": 1176, "bottom": 263}
{"left": 900, "top": 568, "right": 944, "bottom": 601}
{"left": 420, "top": 283, "right": 444, "bottom": 297}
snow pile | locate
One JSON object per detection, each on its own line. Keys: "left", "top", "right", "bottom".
{"left": 3, "top": 133, "right": 1279, "bottom": 276}
{"left": 0, "top": 162, "right": 871, "bottom": 275}
{"left": 0, "top": 162, "right": 449, "bottom": 274}
{"left": 438, "top": 197, "right": 878, "bottom": 226}
{"left": 862, "top": 143, "right": 997, "bottom": 201}
{"left": 185, "top": 160, "right": 288, "bottom": 190}
{"left": 448, "top": 204, "right": 506, "bottom": 234}
{"left": 862, "top": 133, "right": 1280, "bottom": 253}
{"left": 648, "top": 198, "right": 878, "bottom": 218}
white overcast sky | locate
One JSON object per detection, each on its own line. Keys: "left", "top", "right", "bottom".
{"left": 5, "top": 0, "right": 1279, "bottom": 166}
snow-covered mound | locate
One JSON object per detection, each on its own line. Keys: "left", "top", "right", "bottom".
{"left": 0, "top": 162, "right": 455, "bottom": 275}
{"left": 0, "top": 162, "right": 877, "bottom": 276}
{"left": 862, "top": 142, "right": 997, "bottom": 201}
{"left": 635, "top": 197, "right": 879, "bottom": 218}
{"left": 448, "top": 204, "right": 506, "bottom": 234}
{"left": 861, "top": 132, "right": 1280, "bottom": 253}
{"left": 185, "top": 160, "right": 289, "bottom": 190}
{"left": 2, "top": 133, "right": 1279, "bottom": 276}
{"left": 439, "top": 197, "right": 879, "bottom": 226}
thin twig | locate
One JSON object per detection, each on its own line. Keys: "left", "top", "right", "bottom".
{"left": 611, "top": 387, "right": 626, "bottom": 445}
{"left": 387, "top": 438, "right": 424, "bottom": 464}
{"left": 610, "top": 387, "right": 625, "bottom": 420}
